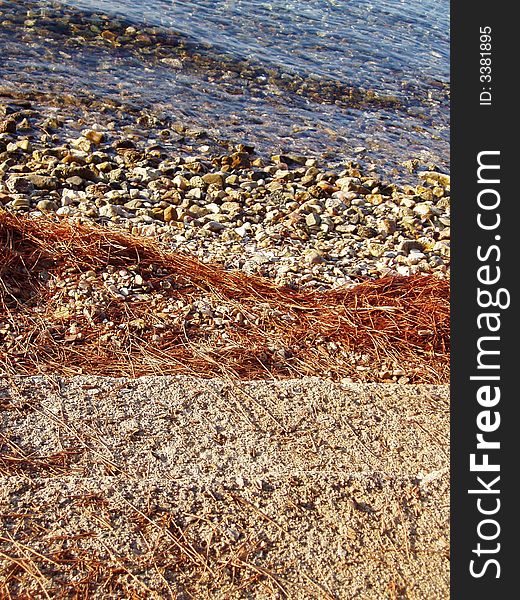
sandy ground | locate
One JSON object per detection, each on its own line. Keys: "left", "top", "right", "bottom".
{"left": 0, "top": 376, "right": 449, "bottom": 599}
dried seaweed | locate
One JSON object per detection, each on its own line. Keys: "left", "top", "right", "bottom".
{"left": 0, "top": 211, "right": 449, "bottom": 383}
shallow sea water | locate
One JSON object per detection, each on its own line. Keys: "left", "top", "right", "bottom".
{"left": 1, "top": 0, "right": 449, "bottom": 177}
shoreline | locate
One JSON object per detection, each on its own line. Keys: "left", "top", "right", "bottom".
{"left": 1, "top": 93, "right": 450, "bottom": 289}
{"left": 1, "top": 91, "right": 450, "bottom": 384}
{"left": 0, "top": 12, "right": 451, "bottom": 597}
{"left": 0, "top": 0, "right": 450, "bottom": 175}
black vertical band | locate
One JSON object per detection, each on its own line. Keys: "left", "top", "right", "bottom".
{"left": 452, "top": 2, "right": 514, "bottom": 596}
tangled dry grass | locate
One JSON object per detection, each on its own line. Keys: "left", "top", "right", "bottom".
{"left": 0, "top": 211, "right": 449, "bottom": 383}
{"left": 0, "top": 489, "right": 296, "bottom": 600}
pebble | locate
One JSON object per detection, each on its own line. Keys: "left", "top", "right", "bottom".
{"left": 0, "top": 101, "right": 450, "bottom": 291}
{"left": 305, "top": 213, "right": 321, "bottom": 228}
{"left": 418, "top": 171, "right": 450, "bottom": 188}
{"left": 399, "top": 239, "right": 424, "bottom": 254}
{"left": 6, "top": 176, "right": 34, "bottom": 194}
{"left": 36, "top": 199, "right": 58, "bottom": 212}
{"left": 305, "top": 250, "right": 326, "bottom": 265}
{"left": 82, "top": 129, "right": 105, "bottom": 144}
{"left": 0, "top": 118, "right": 17, "bottom": 133}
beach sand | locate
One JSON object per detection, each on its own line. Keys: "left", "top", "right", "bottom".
{"left": 1, "top": 375, "right": 449, "bottom": 598}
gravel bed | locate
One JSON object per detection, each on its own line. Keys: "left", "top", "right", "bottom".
{"left": 1, "top": 97, "right": 449, "bottom": 290}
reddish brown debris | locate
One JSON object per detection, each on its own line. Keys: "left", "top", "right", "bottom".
{"left": 0, "top": 211, "right": 449, "bottom": 382}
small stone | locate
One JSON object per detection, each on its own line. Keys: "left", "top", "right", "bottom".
{"left": 187, "top": 205, "right": 206, "bottom": 218}
{"left": 172, "top": 175, "right": 189, "bottom": 190}
{"left": 336, "top": 224, "right": 357, "bottom": 234}
{"left": 137, "top": 224, "right": 158, "bottom": 237}
{"left": 163, "top": 206, "right": 179, "bottom": 222}
{"left": 66, "top": 175, "right": 84, "bottom": 187}
{"left": 56, "top": 206, "right": 75, "bottom": 216}
{"left": 265, "top": 181, "right": 284, "bottom": 192}
{"left": 17, "top": 139, "right": 31, "bottom": 151}
{"left": 205, "top": 203, "right": 221, "bottom": 214}
{"left": 205, "top": 221, "right": 226, "bottom": 233}
{"left": 379, "top": 219, "right": 397, "bottom": 235}
{"left": 36, "top": 199, "right": 58, "bottom": 212}
{"left": 435, "top": 243, "right": 451, "bottom": 263}
{"left": 0, "top": 119, "right": 16, "bottom": 134}
{"left": 6, "top": 176, "right": 34, "bottom": 194}
{"left": 220, "top": 201, "right": 241, "bottom": 214}
{"left": 186, "top": 187, "right": 203, "bottom": 200}
{"left": 99, "top": 204, "right": 128, "bottom": 218}
{"left": 407, "top": 251, "right": 424, "bottom": 265}
{"left": 27, "top": 174, "right": 58, "bottom": 190}
{"left": 225, "top": 174, "right": 239, "bottom": 185}
{"left": 11, "top": 197, "right": 31, "bottom": 210}
{"left": 202, "top": 173, "right": 223, "bottom": 187}
{"left": 324, "top": 197, "right": 346, "bottom": 215}
{"left": 357, "top": 226, "right": 378, "bottom": 239}
{"left": 132, "top": 167, "right": 162, "bottom": 182}
{"left": 401, "top": 197, "right": 416, "bottom": 209}
{"left": 316, "top": 181, "right": 339, "bottom": 194}
{"left": 108, "top": 168, "right": 125, "bottom": 181}
{"left": 367, "top": 242, "right": 385, "bottom": 257}
{"left": 234, "top": 224, "right": 250, "bottom": 237}
{"left": 365, "top": 193, "right": 385, "bottom": 205}
{"left": 305, "top": 250, "right": 325, "bottom": 265}
{"left": 82, "top": 129, "right": 105, "bottom": 144}
{"left": 124, "top": 199, "right": 143, "bottom": 210}
{"left": 336, "top": 177, "right": 368, "bottom": 194}
{"left": 418, "top": 171, "right": 450, "bottom": 188}
{"left": 415, "top": 186, "right": 434, "bottom": 201}
{"left": 62, "top": 188, "right": 86, "bottom": 205}
{"left": 399, "top": 239, "right": 424, "bottom": 254}
{"left": 414, "top": 203, "right": 434, "bottom": 219}
{"left": 79, "top": 203, "right": 99, "bottom": 217}
{"left": 305, "top": 213, "right": 321, "bottom": 228}
{"left": 188, "top": 175, "right": 205, "bottom": 188}
{"left": 71, "top": 137, "right": 92, "bottom": 152}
